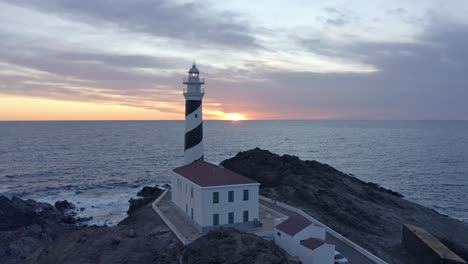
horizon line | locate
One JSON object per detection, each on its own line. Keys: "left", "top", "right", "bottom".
{"left": 0, "top": 119, "right": 467, "bottom": 122}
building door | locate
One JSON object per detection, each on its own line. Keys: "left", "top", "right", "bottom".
{"left": 228, "top": 212, "right": 234, "bottom": 224}
{"left": 213, "top": 214, "right": 219, "bottom": 226}
{"left": 243, "top": 210, "right": 249, "bottom": 222}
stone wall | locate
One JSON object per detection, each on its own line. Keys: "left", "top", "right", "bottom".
{"left": 402, "top": 224, "right": 466, "bottom": 264}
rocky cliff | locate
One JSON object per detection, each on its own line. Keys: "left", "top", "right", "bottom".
{"left": 0, "top": 185, "right": 290, "bottom": 264}
{"left": 221, "top": 148, "right": 468, "bottom": 264}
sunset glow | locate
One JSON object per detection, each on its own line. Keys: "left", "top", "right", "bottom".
{"left": 224, "top": 113, "right": 247, "bottom": 121}
{"left": 0, "top": 1, "right": 467, "bottom": 120}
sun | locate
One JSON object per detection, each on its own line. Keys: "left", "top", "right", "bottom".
{"left": 224, "top": 113, "right": 247, "bottom": 121}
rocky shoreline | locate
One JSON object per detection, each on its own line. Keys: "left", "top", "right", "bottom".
{"left": 1, "top": 148, "right": 466, "bottom": 264}
{"left": 0, "top": 187, "right": 182, "bottom": 264}
{"left": 0, "top": 185, "right": 290, "bottom": 264}
{"left": 221, "top": 148, "right": 468, "bottom": 263}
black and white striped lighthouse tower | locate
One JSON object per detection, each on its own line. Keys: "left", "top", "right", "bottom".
{"left": 183, "top": 64, "right": 205, "bottom": 164}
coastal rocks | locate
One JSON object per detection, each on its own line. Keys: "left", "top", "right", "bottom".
{"left": 32, "top": 196, "right": 182, "bottom": 264}
{"left": 221, "top": 148, "right": 468, "bottom": 264}
{"left": 55, "top": 200, "right": 76, "bottom": 212}
{"left": 137, "top": 186, "right": 162, "bottom": 198}
{"left": 126, "top": 228, "right": 136, "bottom": 238}
{"left": 0, "top": 196, "right": 64, "bottom": 230}
{"left": 0, "top": 196, "right": 80, "bottom": 264}
{"left": 128, "top": 186, "right": 163, "bottom": 214}
{"left": 182, "top": 228, "right": 291, "bottom": 264}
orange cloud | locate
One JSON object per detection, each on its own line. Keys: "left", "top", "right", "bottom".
{"left": 0, "top": 96, "right": 180, "bottom": 121}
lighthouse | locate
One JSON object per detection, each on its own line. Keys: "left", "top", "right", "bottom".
{"left": 183, "top": 64, "right": 205, "bottom": 165}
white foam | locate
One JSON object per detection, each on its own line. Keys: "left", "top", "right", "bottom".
{"left": 30, "top": 187, "right": 143, "bottom": 226}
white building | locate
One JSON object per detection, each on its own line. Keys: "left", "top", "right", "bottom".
{"left": 171, "top": 160, "right": 260, "bottom": 233}
{"left": 274, "top": 216, "right": 335, "bottom": 264}
{"left": 299, "top": 237, "right": 335, "bottom": 264}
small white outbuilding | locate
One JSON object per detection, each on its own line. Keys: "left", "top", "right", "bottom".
{"left": 171, "top": 160, "right": 260, "bottom": 233}
{"left": 274, "top": 216, "right": 335, "bottom": 264}
{"left": 299, "top": 237, "right": 335, "bottom": 264}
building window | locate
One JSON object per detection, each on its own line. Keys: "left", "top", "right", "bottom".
{"left": 195, "top": 114, "right": 198, "bottom": 118}
{"left": 228, "top": 191, "right": 234, "bottom": 202}
{"left": 185, "top": 184, "right": 187, "bottom": 194}
{"left": 185, "top": 204, "right": 188, "bottom": 214}
{"left": 213, "top": 214, "right": 219, "bottom": 226}
{"left": 243, "top": 210, "right": 249, "bottom": 222}
{"left": 228, "top": 212, "right": 234, "bottom": 224}
{"left": 191, "top": 187, "right": 193, "bottom": 198}
{"left": 277, "top": 232, "right": 281, "bottom": 236}
{"left": 213, "top": 192, "right": 219, "bottom": 204}
{"left": 243, "top": 189, "right": 249, "bottom": 201}
{"left": 191, "top": 208, "right": 194, "bottom": 219}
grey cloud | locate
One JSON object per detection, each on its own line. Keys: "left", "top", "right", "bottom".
{"left": 0, "top": 33, "right": 185, "bottom": 113}
{"left": 386, "top": 8, "right": 407, "bottom": 16}
{"left": 322, "top": 7, "right": 355, "bottom": 27}
{"left": 326, "top": 18, "right": 347, "bottom": 27}
{"left": 278, "top": 21, "right": 468, "bottom": 119}
{"left": 6, "top": 0, "right": 259, "bottom": 49}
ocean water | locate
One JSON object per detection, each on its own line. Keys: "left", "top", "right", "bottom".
{"left": 0, "top": 121, "right": 467, "bottom": 225}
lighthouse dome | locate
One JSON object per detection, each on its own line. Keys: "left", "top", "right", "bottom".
{"left": 189, "top": 64, "right": 199, "bottom": 74}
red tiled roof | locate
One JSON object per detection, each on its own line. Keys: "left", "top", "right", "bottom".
{"left": 276, "top": 216, "right": 312, "bottom": 236}
{"left": 300, "top": 238, "right": 325, "bottom": 250}
{"left": 173, "top": 161, "right": 258, "bottom": 187}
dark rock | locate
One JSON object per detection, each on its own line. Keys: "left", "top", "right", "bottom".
{"left": 76, "top": 216, "right": 93, "bottom": 223}
{"left": 136, "top": 186, "right": 161, "bottom": 198}
{"left": 62, "top": 215, "right": 77, "bottom": 225}
{"left": 221, "top": 148, "right": 468, "bottom": 264}
{"left": 183, "top": 228, "right": 290, "bottom": 264}
{"left": 54, "top": 200, "right": 76, "bottom": 212}
{"left": 127, "top": 186, "right": 163, "bottom": 215}
{"left": 0, "top": 189, "right": 180, "bottom": 264}
{"left": 127, "top": 198, "right": 149, "bottom": 215}
{"left": 0, "top": 196, "right": 63, "bottom": 231}
{"left": 111, "top": 238, "right": 120, "bottom": 247}
{"left": 127, "top": 229, "right": 136, "bottom": 238}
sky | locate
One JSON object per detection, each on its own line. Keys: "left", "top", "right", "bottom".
{"left": 0, "top": 0, "right": 467, "bottom": 120}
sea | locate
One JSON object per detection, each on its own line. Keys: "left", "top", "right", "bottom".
{"left": 0, "top": 121, "right": 467, "bottom": 225}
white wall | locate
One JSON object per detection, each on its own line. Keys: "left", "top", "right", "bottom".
{"left": 172, "top": 172, "right": 259, "bottom": 230}
{"left": 200, "top": 184, "right": 259, "bottom": 227}
{"left": 274, "top": 230, "right": 296, "bottom": 257}
{"left": 299, "top": 243, "right": 335, "bottom": 264}
{"left": 274, "top": 218, "right": 327, "bottom": 257}
{"left": 171, "top": 173, "right": 203, "bottom": 226}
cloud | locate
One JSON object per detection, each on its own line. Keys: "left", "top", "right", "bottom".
{"left": 386, "top": 8, "right": 407, "bottom": 16}
{"left": 322, "top": 6, "right": 356, "bottom": 27}
{"left": 5, "top": 0, "right": 259, "bottom": 49}
{"left": 270, "top": 20, "right": 468, "bottom": 119}
{"left": 0, "top": 1, "right": 467, "bottom": 120}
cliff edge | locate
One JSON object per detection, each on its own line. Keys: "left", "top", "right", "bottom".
{"left": 221, "top": 148, "right": 468, "bottom": 264}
